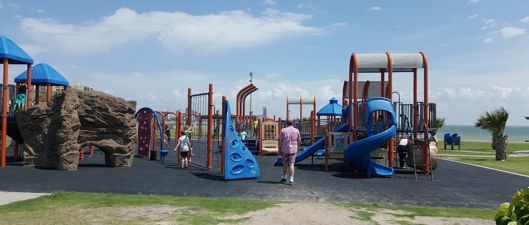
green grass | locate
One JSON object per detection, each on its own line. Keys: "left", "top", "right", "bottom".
{"left": 0, "top": 192, "right": 498, "bottom": 225}
{"left": 0, "top": 192, "right": 277, "bottom": 225}
{"left": 437, "top": 140, "right": 529, "bottom": 176}
{"left": 457, "top": 157, "right": 529, "bottom": 176}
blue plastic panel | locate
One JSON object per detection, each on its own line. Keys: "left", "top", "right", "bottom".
{"left": 0, "top": 36, "right": 33, "bottom": 64}
{"left": 15, "top": 63, "right": 69, "bottom": 86}
{"left": 223, "top": 101, "right": 260, "bottom": 180}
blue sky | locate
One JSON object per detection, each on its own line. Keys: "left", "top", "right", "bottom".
{"left": 2, "top": 0, "right": 529, "bottom": 125}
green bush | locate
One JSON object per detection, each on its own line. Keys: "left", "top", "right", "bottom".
{"left": 495, "top": 187, "right": 529, "bottom": 225}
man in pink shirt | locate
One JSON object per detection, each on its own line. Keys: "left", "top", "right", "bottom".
{"left": 279, "top": 120, "right": 301, "bottom": 185}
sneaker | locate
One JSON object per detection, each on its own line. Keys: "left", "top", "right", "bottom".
{"left": 280, "top": 178, "right": 287, "bottom": 183}
{"left": 289, "top": 180, "right": 295, "bottom": 186}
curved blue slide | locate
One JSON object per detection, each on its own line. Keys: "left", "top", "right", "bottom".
{"left": 344, "top": 97, "right": 396, "bottom": 177}
{"left": 274, "top": 123, "right": 348, "bottom": 166}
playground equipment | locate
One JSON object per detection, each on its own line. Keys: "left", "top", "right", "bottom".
{"left": 0, "top": 36, "right": 33, "bottom": 168}
{"left": 223, "top": 98, "right": 260, "bottom": 180}
{"left": 344, "top": 97, "right": 396, "bottom": 177}
{"left": 342, "top": 52, "right": 437, "bottom": 178}
{"left": 258, "top": 119, "right": 279, "bottom": 155}
{"left": 135, "top": 107, "right": 165, "bottom": 160}
{"left": 286, "top": 96, "right": 316, "bottom": 145}
{"left": 316, "top": 97, "right": 343, "bottom": 138}
{"left": 236, "top": 84, "right": 259, "bottom": 153}
{"left": 15, "top": 63, "right": 69, "bottom": 104}
{"left": 187, "top": 84, "right": 219, "bottom": 171}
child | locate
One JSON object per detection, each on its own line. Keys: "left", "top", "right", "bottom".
{"left": 174, "top": 131, "right": 192, "bottom": 169}
{"left": 397, "top": 134, "right": 411, "bottom": 168}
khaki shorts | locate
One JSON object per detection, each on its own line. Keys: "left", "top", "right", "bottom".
{"left": 282, "top": 153, "right": 297, "bottom": 165}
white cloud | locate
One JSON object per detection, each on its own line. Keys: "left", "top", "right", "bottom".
{"left": 467, "top": 0, "right": 480, "bottom": 3}
{"left": 20, "top": 8, "right": 325, "bottom": 53}
{"left": 297, "top": 4, "right": 304, "bottom": 8}
{"left": 369, "top": 6, "right": 381, "bottom": 11}
{"left": 520, "top": 16, "right": 529, "bottom": 23}
{"left": 483, "top": 37, "right": 494, "bottom": 44}
{"left": 468, "top": 13, "right": 480, "bottom": 20}
{"left": 481, "top": 18, "right": 496, "bottom": 30}
{"left": 263, "top": 0, "right": 276, "bottom": 6}
{"left": 499, "top": 26, "right": 526, "bottom": 38}
{"left": 36, "top": 9, "right": 45, "bottom": 14}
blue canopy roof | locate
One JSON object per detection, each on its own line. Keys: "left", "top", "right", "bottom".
{"left": 317, "top": 97, "right": 342, "bottom": 116}
{"left": 15, "top": 63, "right": 69, "bottom": 86}
{"left": 0, "top": 36, "right": 33, "bottom": 64}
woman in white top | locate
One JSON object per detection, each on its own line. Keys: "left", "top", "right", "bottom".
{"left": 174, "top": 131, "right": 192, "bottom": 169}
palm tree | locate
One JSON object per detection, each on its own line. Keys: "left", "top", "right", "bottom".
{"left": 475, "top": 107, "right": 509, "bottom": 161}
{"left": 434, "top": 118, "right": 445, "bottom": 129}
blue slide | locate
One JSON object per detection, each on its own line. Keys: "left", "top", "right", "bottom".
{"left": 274, "top": 123, "right": 348, "bottom": 166}
{"left": 344, "top": 97, "right": 396, "bottom": 177}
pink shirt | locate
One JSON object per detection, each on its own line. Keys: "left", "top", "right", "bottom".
{"left": 279, "top": 126, "right": 301, "bottom": 154}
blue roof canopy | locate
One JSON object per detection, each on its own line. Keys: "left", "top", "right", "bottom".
{"left": 0, "top": 36, "right": 33, "bottom": 64}
{"left": 15, "top": 63, "right": 69, "bottom": 86}
{"left": 317, "top": 97, "right": 342, "bottom": 116}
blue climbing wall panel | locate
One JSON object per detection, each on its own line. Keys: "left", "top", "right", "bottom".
{"left": 223, "top": 101, "right": 260, "bottom": 180}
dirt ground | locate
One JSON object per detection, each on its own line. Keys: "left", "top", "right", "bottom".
{"left": 223, "top": 202, "right": 494, "bottom": 225}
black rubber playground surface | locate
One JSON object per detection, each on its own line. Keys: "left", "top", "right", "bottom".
{"left": 1, "top": 150, "right": 528, "bottom": 209}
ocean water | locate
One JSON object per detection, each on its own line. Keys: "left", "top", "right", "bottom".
{"left": 436, "top": 125, "right": 529, "bottom": 142}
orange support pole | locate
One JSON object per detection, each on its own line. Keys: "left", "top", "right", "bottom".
{"left": 177, "top": 111, "right": 182, "bottom": 162}
{"left": 187, "top": 88, "right": 192, "bottom": 126}
{"left": 324, "top": 130, "right": 329, "bottom": 172}
{"left": 420, "top": 52, "right": 430, "bottom": 174}
{"left": 386, "top": 52, "right": 395, "bottom": 167}
{"left": 35, "top": 85, "right": 40, "bottom": 104}
{"left": 14, "top": 142, "right": 19, "bottom": 161}
{"left": 311, "top": 110, "right": 315, "bottom": 144}
{"left": 207, "top": 83, "right": 213, "bottom": 171}
{"left": 1, "top": 58, "right": 9, "bottom": 168}
{"left": 79, "top": 146, "right": 84, "bottom": 161}
{"left": 258, "top": 119, "right": 262, "bottom": 155}
{"left": 90, "top": 145, "right": 94, "bottom": 156}
{"left": 46, "top": 83, "right": 51, "bottom": 102}
{"left": 221, "top": 96, "right": 226, "bottom": 176}
{"left": 26, "top": 64, "right": 32, "bottom": 108}
{"left": 352, "top": 53, "right": 359, "bottom": 139}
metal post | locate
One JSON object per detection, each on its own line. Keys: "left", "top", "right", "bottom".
{"left": 187, "top": 88, "right": 192, "bottom": 126}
